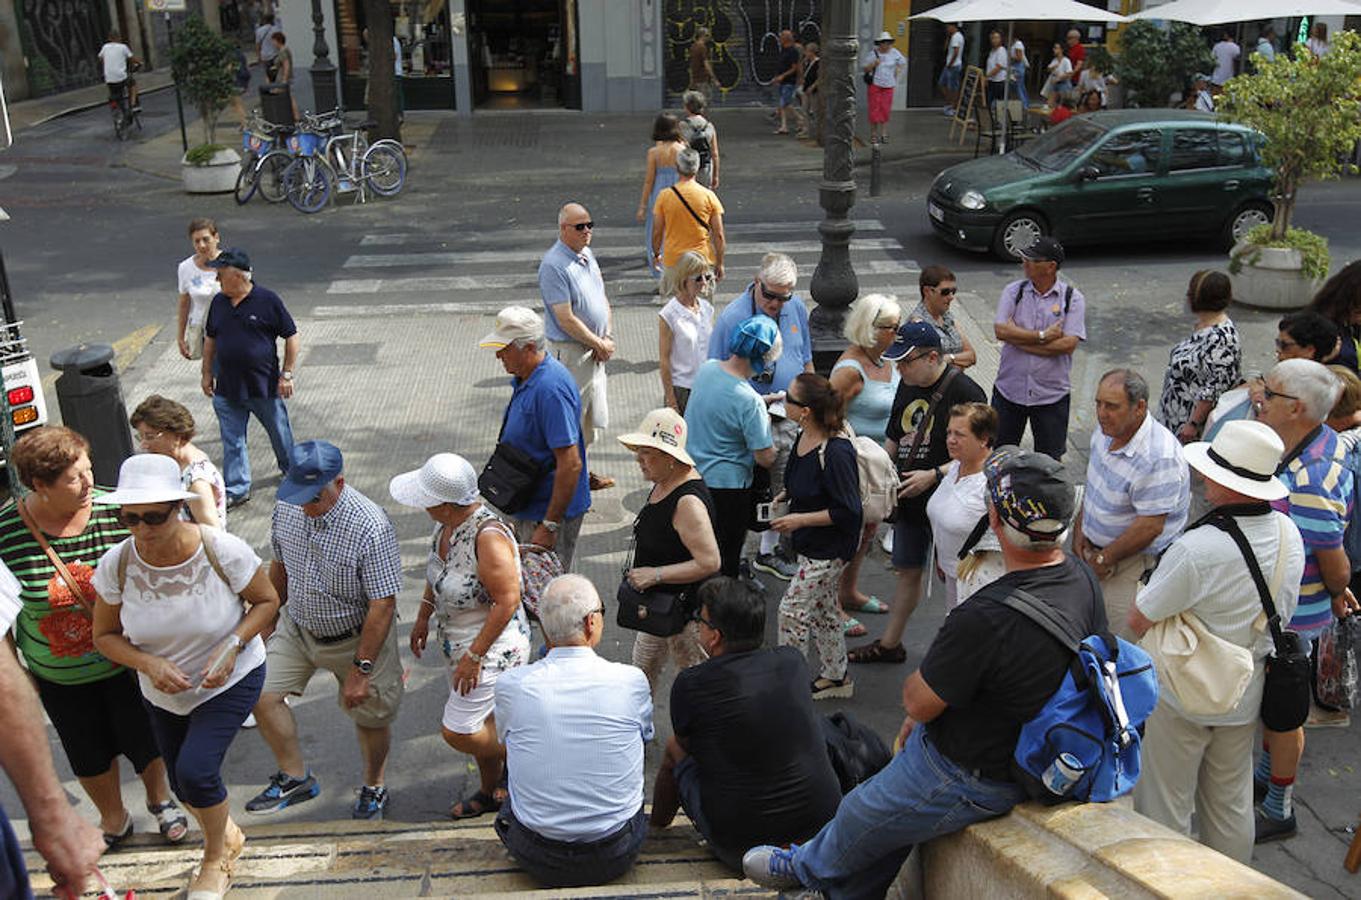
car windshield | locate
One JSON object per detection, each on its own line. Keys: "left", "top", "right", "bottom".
{"left": 1016, "top": 118, "right": 1106, "bottom": 171}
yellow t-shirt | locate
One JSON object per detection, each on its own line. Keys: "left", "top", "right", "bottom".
{"left": 653, "top": 180, "right": 724, "bottom": 268}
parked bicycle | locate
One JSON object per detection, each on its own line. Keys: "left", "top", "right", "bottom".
{"left": 108, "top": 65, "right": 142, "bottom": 141}
{"left": 282, "top": 112, "right": 408, "bottom": 214}
{"left": 234, "top": 114, "right": 294, "bottom": 205}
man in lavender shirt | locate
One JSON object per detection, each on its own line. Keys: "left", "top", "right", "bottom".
{"left": 991, "top": 237, "right": 1086, "bottom": 461}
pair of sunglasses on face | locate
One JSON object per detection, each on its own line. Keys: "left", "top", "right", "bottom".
{"left": 117, "top": 502, "right": 181, "bottom": 527}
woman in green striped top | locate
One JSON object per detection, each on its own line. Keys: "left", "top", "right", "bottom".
{"left": 1, "top": 427, "right": 186, "bottom": 847}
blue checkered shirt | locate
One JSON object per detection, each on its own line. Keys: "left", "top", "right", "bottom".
{"left": 271, "top": 485, "right": 403, "bottom": 637}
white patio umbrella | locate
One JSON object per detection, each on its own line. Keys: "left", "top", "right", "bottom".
{"left": 911, "top": 0, "right": 1132, "bottom": 151}
{"left": 1130, "top": 0, "right": 1361, "bottom": 25}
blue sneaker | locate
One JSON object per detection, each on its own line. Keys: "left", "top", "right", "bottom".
{"left": 742, "top": 844, "right": 802, "bottom": 890}
{"left": 245, "top": 771, "right": 319, "bottom": 814}
{"left": 353, "top": 784, "right": 389, "bottom": 820}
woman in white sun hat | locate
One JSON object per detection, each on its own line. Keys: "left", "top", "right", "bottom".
{"left": 618, "top": 408, "right": 721, "bottom": 696}
{"left": 390, "top": 452, "right": 530, "bottom": 820}
{"left": 91, "top": 453, "right": 279, "bottom": 900}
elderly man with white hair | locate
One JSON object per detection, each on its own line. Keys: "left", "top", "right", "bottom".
{"left": 200, "top": 247, "right": 299, "bottom": 510}
{"left": 493, "top": 574, "right": 653, "bottom": 888}
{"left": 1252, "top": 358, "right": 1359, "bottom": 843}
{"left": 651, "top": 147, "right": 725, "bottom": 282}
{"left": 709, "top": 252, "right": 815, "bottom": 581}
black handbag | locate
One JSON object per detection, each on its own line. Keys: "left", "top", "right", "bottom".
{"left": 862, "top": 70, "right": 874, "bottom": 85}
{"left": 615, "top": 511, "right": 690, "bottom": 637}
{"left": 1212, "top": 514, "right": 1312, "bottom": 732}
{"left": 478, "top": 402, "right": 545, "bottom": 515}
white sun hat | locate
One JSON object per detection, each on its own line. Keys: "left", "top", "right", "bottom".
{"left": 1183, "top": 419, "right": 1289, "bottom": 502}
{"left": 96, "top": 454, "right": 198, "bottom": 506}
{"left": 617, "top": 408, "right": 695, "bottom": 467}
{"left": 389, "top": 453, "right": 480, "bottom": 509}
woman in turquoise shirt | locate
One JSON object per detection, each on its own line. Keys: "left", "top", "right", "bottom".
{"left": 828, "top": 294, "right": 901, "bottom": 629}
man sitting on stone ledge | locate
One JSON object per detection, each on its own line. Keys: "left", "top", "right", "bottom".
{"left": 493, "top": 574, "right": 653, "bottom": 888}
{"left": 744, "top": 447, "right": 1107, "bottom": 898}
{"left": 649, "top": 576, "right": 842, "bottom": 871}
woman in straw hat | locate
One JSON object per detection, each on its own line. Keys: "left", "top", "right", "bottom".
{"left": 618, "top": 408, "right": 721, "bottom": 695}
{"left": 390, "top": 453, "right": 531, "bottom": 820}
{"left": 91, "top": 454, "right": 280, "bottom": 899}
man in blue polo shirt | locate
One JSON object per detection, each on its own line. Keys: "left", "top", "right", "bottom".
{"left": 201, "top": 248, "right": 298, "bottom": 509}
{"left": 539, "top": 202, "right": 616, "bottom": 491}
{"left": 480, "top": 306, "right": 591, "bottom": 569}
{"left": 709, "top": 252, "right": 813, "bottom": 580}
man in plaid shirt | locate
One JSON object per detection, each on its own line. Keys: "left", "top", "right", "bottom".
{"left": 246, "top": 441, "right": 405, "bottom": 820}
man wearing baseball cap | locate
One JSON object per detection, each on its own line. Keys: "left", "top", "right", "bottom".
{"left": 745, "top": 446, "right": 1105, "bottom": 897}
{"left": 247, "top": 440, "right": 405, "bottom": 820}
{"left": 992, "top": 235, "right": 1086, "bottom": 461}
{"left": 480, "top": 306, "right": 591, "bottom": 569}
{"left": 848, "top": 320, "right": 984, "bottom": 666}
{"left": 201, "top": 247, "right": 299, "bottom": 510}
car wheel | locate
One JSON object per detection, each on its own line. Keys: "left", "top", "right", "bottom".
{"left": 992, "top": 212, "right": 1048, "bottom": 261}
{"left": 1222, "top": 202, "right": 1273, "bottom": 250}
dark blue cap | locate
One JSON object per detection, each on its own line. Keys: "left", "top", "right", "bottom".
{"left": 278, "top": 440, "right": 344, "bottom": 505}
{"left": 206, "top": 248, "right": 252, "bottom": 271}
{"left": 883, "top": 320, "right": 942, "bottom": 361}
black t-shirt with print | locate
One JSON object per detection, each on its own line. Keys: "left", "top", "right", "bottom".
{"left": 885, "top": 367, "right": 986, "bottom": 518}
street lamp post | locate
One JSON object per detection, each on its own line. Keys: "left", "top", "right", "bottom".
{"left": 310, "top": 0, "right": 339, "bottom": 111}
{"left": 808, "top": 0, "right": 859, "bottom": 374}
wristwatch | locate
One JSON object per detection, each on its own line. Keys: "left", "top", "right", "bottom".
{"left": 352, "top": 657, "right": 375, "bottom": 675}
{"left": 541, "top": 519, "right": 561, "bottom": 534}
{"left": 465, "top": 648, "right": 484, "bottom": 664}
{"left": 281, "top": 370, "right": 295, "bottom": 382}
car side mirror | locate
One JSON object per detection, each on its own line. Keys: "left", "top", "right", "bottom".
{"left": 1077, "top": 165, "right": 1099, "bottom": 182}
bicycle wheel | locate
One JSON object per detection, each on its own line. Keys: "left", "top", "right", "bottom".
{"left": 362, "top": 143, "right": 407, "bottom": 197}
{"left": 257, "top": 151, "right": 292, "bottom": 204}
{"left": 234, "top": 154, "right": 261, "bottom": 205}
{"left": 283, "top": 157, "right": 333, "bottom": 214}
{"left": 113, "top": 111, "right": 128, "bottom": 142}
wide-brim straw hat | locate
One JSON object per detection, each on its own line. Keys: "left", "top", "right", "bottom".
{"left": 1183, "top": 419, "right": 1289, "bottom": 502}
{"left": 95, "top": 454, "right": 197, "bottom": 505}
{"left": 618, "top": 408, "right": 695, "bottom": 467}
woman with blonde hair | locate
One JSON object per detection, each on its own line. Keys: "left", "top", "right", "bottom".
{"left": 828, "top": 294, "right": 901, "bottom": 629}
{"left": 659, "top": 251, "right": 716, "bottom": 414}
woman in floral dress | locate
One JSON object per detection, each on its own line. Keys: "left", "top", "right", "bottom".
{"left": 391, "top": 453, "right": 530, "bottom": 820}
{"left": 1157, "top": 270, "right": 1242, "bottom": 443}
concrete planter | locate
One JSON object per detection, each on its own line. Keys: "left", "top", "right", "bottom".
{"left": 1229, "top": 243, "right": 1318, "bottom": 310}
{"left": 181, "top": 147, "right": 242, "bottom": 194}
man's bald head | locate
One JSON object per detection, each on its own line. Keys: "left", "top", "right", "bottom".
{"left": 557, "top": 202, "right": 594, "bottom": 252}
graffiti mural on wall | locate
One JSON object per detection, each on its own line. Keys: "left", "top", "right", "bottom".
{"left": 664, "top": 1, "right": 821, "bottom": 104}
{"left": 18, "top": 0, "right": 109, "bottom": 97}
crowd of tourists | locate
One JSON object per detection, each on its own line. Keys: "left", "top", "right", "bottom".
{"left": 3, "top": 202, "right": 1361, "bottom": 899}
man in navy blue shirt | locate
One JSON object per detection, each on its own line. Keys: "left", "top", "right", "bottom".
{"left": 480, "top": 306, "right": 591, "bottom": 569}
{"left": 201, "top": 248, "right": 298, "bottom": 509}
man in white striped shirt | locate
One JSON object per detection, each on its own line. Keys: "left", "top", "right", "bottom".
{"left": 1073, "top": 369, "right": 1190, "bottom": 639}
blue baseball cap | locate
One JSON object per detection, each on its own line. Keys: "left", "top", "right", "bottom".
{"left": 278, "top": 440, "right": 344, "bottom": 505}
{"left": 883, "top": 320, "right": 942, "bottom": 361}
{"left": 205, "top": 247, "right": 252, "bottom": 271}
{"left": 729, "top": 316, "right": 782, "bottom": 375}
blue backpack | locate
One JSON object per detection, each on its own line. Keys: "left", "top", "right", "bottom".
{"left": 1003, "top": 588, "right": 1159, "bottom": 804}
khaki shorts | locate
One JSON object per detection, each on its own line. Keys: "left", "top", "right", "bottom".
{"left": 262, "top": 613, "right": 404, "bottom": 728}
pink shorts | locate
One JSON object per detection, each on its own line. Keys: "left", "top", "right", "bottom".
{"left": 868, "top": 84, "right": 894, "bottom": 124}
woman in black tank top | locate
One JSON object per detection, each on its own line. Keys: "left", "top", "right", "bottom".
{"left": 618, "top": 409, "right": 722, "bottom": 696}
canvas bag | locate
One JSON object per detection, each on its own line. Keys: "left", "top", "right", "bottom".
{"left": 816, "top": 424, "right": 898, "bottom": 524}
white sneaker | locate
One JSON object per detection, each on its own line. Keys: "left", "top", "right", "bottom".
{"left": 242, "top": 712, "right": 258, "bottom": 728}
{"left": 880, "top": 528, "right": 895, "bottom": 555}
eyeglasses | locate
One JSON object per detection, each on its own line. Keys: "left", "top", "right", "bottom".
{"left": 567, "top": 221, "right": 595, "bottom": 232}
{"left": 874, "top": 323, "right": 899, "bottom": 332}
{"left": 117, "top": 504, "right": 180, "bottom": 528}
{"left": 136, "top": 430, "right": 163, "bottom": 444}
{"left": 759, "top": 282, "right": 792, "bottom": 304}
{"left": 692, "top": 610, "right": 717, "bottom": 629}
{"left": 1262, "top": 385, "right": 1300, "bottom": 403}
{"left": 1274, "top": 337, "right": 1300, "bottom": 351}
{"left": 899, "top": 350, "right": 933, "bottom": 365}
{"left": 691, "top": 273, "right": 715, "bottom": 283}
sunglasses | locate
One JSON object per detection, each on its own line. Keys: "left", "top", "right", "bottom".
{"left": 760, "top": 282, "right": 792, "bottom": 304}
{"left": 117, "top": 504, "right": 180, "bottom": 527}
{"left": 932, "top": 286, "right": 958, "bottom": 296}
{"left": 567, "top": 221, "right": 595, "bottom": 232}
{"left": 691, "top": 273, "right": 715, "bottom": 283}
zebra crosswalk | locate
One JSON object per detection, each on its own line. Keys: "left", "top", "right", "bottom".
{"left": 317, "top": 218, "right": 925, "bottom": 318}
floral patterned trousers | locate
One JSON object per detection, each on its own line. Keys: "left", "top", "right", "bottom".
{"left": 778, "top": 556, "right": 850, "bottom": 681}
{"left": 631, "top": 622, "right": 708, "bottom": 696}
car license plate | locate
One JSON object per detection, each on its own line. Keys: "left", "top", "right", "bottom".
{"left": 929, "top": 202, "right": 945, "bottom": 222}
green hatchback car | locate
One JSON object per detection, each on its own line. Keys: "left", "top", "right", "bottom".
{"left": 927, "top": 110, "right": 1274, "bottom": 260}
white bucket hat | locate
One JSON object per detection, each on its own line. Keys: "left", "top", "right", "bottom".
{"left": 617, "top": 408, "right": 695, "bottom": 467}
{"left": 389, "top": 453, "right": 480, "bottom": 509}
{"left": 96, "top": 454, "right": 197, "bottom": 506}
{"left": 1183, "top": 419, "right": 1289, "bottom": 502}
{"left": 875, "top": 31, "right": 894, "bottom": 43}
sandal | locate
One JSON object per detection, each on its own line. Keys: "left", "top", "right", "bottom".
{"left": 449, "top": 789, "right": 502, "bottom": 820}
{"left": 811, "top": 677, "right": 855, "bottom": 700}
{"left": 187, "top": 856, "right": 235, "bottom": 900}
{"left": 846, "top": 595, "right": 889, "bottom": 615}
{"left": 842, "top": 616, "right": 867, "bottom": 637}
{"left": 847, "top": 639, "right": 907, "bottom": 664}
{"left": 149, "top": 799, "right": 190, "bottom": 844}
{"left": 103, "top": 810, "right": 133, "bottom": 849}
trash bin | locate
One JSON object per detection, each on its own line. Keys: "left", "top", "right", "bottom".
{"left": 260, "top": 83, "right": 295, "bottom": 126}
{"left": 49, "top": 343, "right": 133, "bottom": 487}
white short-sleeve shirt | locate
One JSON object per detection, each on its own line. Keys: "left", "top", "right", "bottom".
{"left": 926, "top": 460, "right": 988, "bottom": 608}
{"left": 99, "top": 42, "right": 133, "bottom": 83}
{"left": 94, "top": 529, "right": 266, "bottom": 715}
{"left": 946, "top": 31, "right": 965, "bottom": 68}
{"left": 659, "top": 296, "right": 714, "bottom": 390}
{"left": 178, "top": 255, "right": 221, "bottom": 326}
{"left": 0, "top": 559, "right": 21, "bottom": 632}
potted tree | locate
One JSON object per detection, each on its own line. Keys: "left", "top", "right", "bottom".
{"left": 170, "top": 16, "right": 241, "bottom": 193}
{"left": 1219, "top": 31, "right": 1361, "bottom": 309}
{"left": 1110, "top": 20, "right": 1211, "bottom": 108}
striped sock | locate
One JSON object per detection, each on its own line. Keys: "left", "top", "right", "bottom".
{"left": 1263, "top": 777, "right": 1294, "bottom": 821}
{"left": 1254, "top": 745, "right": 1272, "bottom": 784}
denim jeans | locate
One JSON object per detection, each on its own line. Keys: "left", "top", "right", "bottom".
{"left": 791, "top": 725, "right": 1025, "bottom": 900}
{"left": 212, "top": 393, "right": 295, "bottom": 500}
{"left": 991, "top": 389, "right": 1071, "bottom": 462}
{"left": 674, "top": 754, "right": 744, "bottom": 872}
{"left": 495, "top": 802, "right": 648, "bottom": 888}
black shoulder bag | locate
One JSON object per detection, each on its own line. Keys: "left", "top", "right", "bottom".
{"left": 616, "top": 507, "right": 691, "bottom": 637}
{"left": 478, "top": 400, "right": 546, "bottom": 515}
{"left": 669, "top": 185, "right": 711, "bottom": 231}
{"left": 1211, "top": 514, "right": 1311, "bottom": 732}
